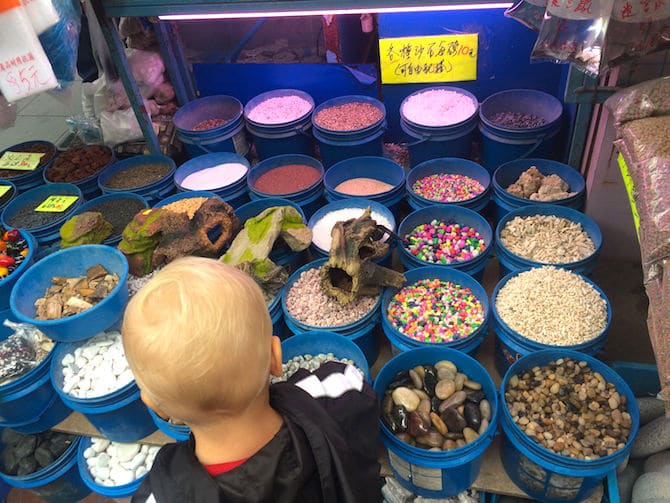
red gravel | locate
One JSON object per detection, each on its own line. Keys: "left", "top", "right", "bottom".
{"left": 253, "top": 164, "right": 321, "bottom": 194}
{"left": 46, "top": 146, "right": 113, "bottom": 183}
{"left": 192, "top": 118, "right": 229, "bottom": 131}
{"left": 314, "top": 102, "right": 383, "bottom": 131}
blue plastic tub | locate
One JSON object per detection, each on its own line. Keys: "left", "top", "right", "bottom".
{"left": 495, "top": 205, "right": 602, "bottom": 277}
{"left": 174, "top": 152, "right": 250, "bottom": 208}
{"left": 499, "top": 350, "right": 639, "bottom": 502}
{"left": 374, "top": 347, "right": 498, "bottom": 498}
{"left": 44, "top": 146, "right": 114, "bottom": 200}
{"left": 77, "top": 436, "right": 149, "bottom": 497}
{"left": 479, "top": 90, "right": 563, "bottom": 172}
{"left": 406, "top": 158, "right": 491, "bottom": 213}
{"left": 281, "top": 330, "right": 371, "bottom": 381}
{"left": 98, "top": 154, "right": 176, "bottom": 207}
{"left": 1, "top": 394, "right": 71, "bottom": 435}
{"left": 72, "top": 192, "right": 149, "bottom": 247}
{"left": 0, "top": 230, "right": 36, "bottom": 311}
{"left": 0, "top": 141, "right": 58, "bottom": 193}
{"left": 1, "top": 183, "right": 83, "bottom": 247}
{"left": 173, "top": 95, "right": 249, "bottom": 158}
{"left": 307, "top": 198, "right": 396, "bottom": 261}
{"left": 247, "top": 154, "right": 325, "bottom": 219}
{"left": 0, "top": 181, "right": 16, "bottom": 212}
{"left": 50, "top": 342, "right": 157, "bottom": 442}
{"left": 323, "top": 156, "right": 405, "bottom": 218}
{"left": 10, "top": 245, "right": 129, "bottom": 342}
{"left": 400, "top": 87, "right": 479, "bottom": 167}
{"left": 312, "top": 95, "right": 386, "bottom": 168}
{"left": 0, "top": 436, "right": 90, "bottom": 503}
{"left": 397, "top": 205, "right": 493, "bottom": 281}
{"left": 281, "top": 258, "right": 381, "bottom": 365}
{"left": 491, "top": 267, "right": 611, "bottom": 375}
{"left": 235, "top": 197, "right": 306, "bottom": 270}
{"left": 0, "top": 477, "right": 9, "bottom": 502}
{"left": 245, "top": 89, "right": 315, "bottom": 160}
{"left": 148, "top": 408, "right": 190, "bottom": 442}
{"left": 381, "top": 266, "right": 489, "bottom": 355}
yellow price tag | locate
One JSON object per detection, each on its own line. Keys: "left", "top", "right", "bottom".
{"left": 0, "top": 185, "right": 11, "bottom": 198}
{"left": 379, "top": 34, "right": 478, "bottom": 84}
{"left": 34, "top": 195, "right": 79, "bottom": 213}
{"left": 617, "top": 153, "right": 640, "bottom": 242}
{"left": 0, "top": 151, "right": 45, "bottom": 171}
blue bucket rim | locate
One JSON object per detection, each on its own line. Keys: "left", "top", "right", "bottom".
{"left": 491, "top": 266, "right": 612, "bottom": 349}
{"left": 44, "top": 145, "right": 114, "bottom": 186}
{"left": 312, "top": 95, "right": 386, "bottom": 135}
{"left": 147, "top": 407, "right": 191, "bottom": 439}
{"left": 480, "top": 89, "right": 563, "bottom": 133}
{"left": 400, "top": 86, "right": 479, "bottom": 131}
{"left": 373, "top": 346, "right": 498, "bottom": 462}
{"left": 9, "top": 245, "right": 129, "bottom": 329}
{"left": 98, "top": 155, "right": 176, "bottom": 193}
{"left": 324, "top": 156, "right": 405, "bottom": 199}
{"left": 281, "top": 330, "right": 371, "bottom": 380}
{"left": 1, "top": 183, "right": 83, "bottom": 232}
{"left": 0, "top": 229, "right": 37, "bottom": 300}
{"left": 381, "top": 265, "right": 490, "bottom": 348}
{"left": 281, "top": 258, "right": 382, "bottom": 331}
{"left": 406, "top": 158, "right": 491, "bottom": 207}
{"left": 499, "top": 349, "right": 640, "bottom": 471}
{"left": 495, "top": 204, "right": 602, "bottom": 269}
{"left": 173, "top": 95, "right": 244, "bottom": 133}
{"left": 174, "top": 152, "right": 250, "bottom": 192}
{"left": 0, "top": 140, "right": 58, "bottom": 179}
{"left": 307, "top": 198, "right": 396, "bottom": 254}
{"left": 396, "top": 205, "right": 493, "bottom": 269}
{"left": 244, "top": 89, "right": 315, "bottom": 128}
{"left": 247, "top": 154, "right": 324, "bottom": 199}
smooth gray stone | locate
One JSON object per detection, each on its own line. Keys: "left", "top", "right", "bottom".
{"left": 631, "top": 416, "right": 670, "bottom": 458}
{"left": 631, "top": 472, "right": 670, "bottom": 503}
{"left": 644, "top": 451, "right": 670, "bottom": 476}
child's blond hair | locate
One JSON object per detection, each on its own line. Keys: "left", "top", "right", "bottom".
{"left": 122, "top": 257, "right": 273, "bottom": 421}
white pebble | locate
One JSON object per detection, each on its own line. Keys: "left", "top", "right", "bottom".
{"left": 97, "top": 466, "right": 110, "bottom": 480}
{"left": 93, "top": 439, "right": 111, "bottom": 453}
{"left": 110, "top": 465, "right": 135, "bottom": 485}
{"left": 116, "top": 443, "right": 140, "bottom": 463}
{"left": 123, "top": 452, "right": 147, "bottom": 471}
{"left": 84, "top": 447, "right": 96, "bottom": 459}
{"left": 61, "top": 353, "right": 75, "bottom": 366}
{"left": 135, "top": 466, "right": 148, "bottom": 478}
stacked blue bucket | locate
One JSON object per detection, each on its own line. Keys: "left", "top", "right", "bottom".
{"left": 98, "top": 154, "right": 176, "bottom": 207}
{"left": 0, "top": 141, "right": 58, "bottom": 193}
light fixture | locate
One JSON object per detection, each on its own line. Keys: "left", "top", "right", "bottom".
{"left": 159, "top": 3, "right": 514, "bottom": 21}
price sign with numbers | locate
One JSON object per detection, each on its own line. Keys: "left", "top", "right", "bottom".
{"left": 0, "top": 185, "right": 12, "bottom": 198}
{"left": 0, "top": 151, "right": 44, "bottom": 171}
{"left": 35, "top": 195, "right": 79, "bottom": 213}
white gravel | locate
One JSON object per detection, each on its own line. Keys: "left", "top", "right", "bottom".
{"left": 311, "top": 208, "right": 392, "bottom": 251}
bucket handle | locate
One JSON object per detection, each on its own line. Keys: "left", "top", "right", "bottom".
{"left": 518, "top": 134, "right": 547, "bottom": 160}
{"left": 189, "top": 139, "right": 216, "bottom": 155}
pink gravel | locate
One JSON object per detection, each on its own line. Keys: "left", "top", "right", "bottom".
{"left": 402, "top": 89, "right": 477, "bottom": 127}
{"left": 247, "top": 95, "right": 312, "bottom": 124}
{"left": 335, "top": 178, "right": 394, "bottom": 196}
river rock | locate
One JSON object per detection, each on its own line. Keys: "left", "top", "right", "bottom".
{"left": 644, "top": 451, "right": 670, "bottom": 475}
{"left": 638, "top": 397, "right": 666, "bottom": 426}
{"left": 392, "top": 387, "right": 420, "bottom": 413}
{"left": 631, "top": 472, "right": 670, "bottom": 502}
{"left": 438, "top": 391, "right": 467, "bottom": 413}
{"left": 631, "top": 416, "right": 670, "bottom": 458}
{"left": 435, "top": 379, "right": 456, "bottom": 400}
{"left": 442, "top": 408, "right": 467, "bottom": 433}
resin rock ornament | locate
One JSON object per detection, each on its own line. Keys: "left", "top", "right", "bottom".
{"left": 60, "top": 212, "right": 113, "bottom": 249}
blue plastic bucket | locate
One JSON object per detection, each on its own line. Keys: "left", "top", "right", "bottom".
{"left": 374, "top": 347, "right": 498, "bottom": 498}
{"left": 499, "top": 349, "right": 639, "bottom": 502}
{"left": 1, "top": 183, "right": 83, "bottom": 247}
{"left": 400, "top": 87, "right": 479, "bottom": 167}
{"left": 245, "top": 89, "right": 315, "bottom": 160}
{"left": 71, "top": 192, "right": 149, "bottom": 247}
{"left": 235, "top": 197, "right": 307, "bottom": 270}
{"left": 323, "top": 156, "right": 405, "bottom": 218}
{"left": 0, "top": 230, "right": 36, "bottom": 311}
{"left": 0, "top": 436, "right": 90, "bottom": 503}
{"left": 491, "top": 158, "right": 586, "bottom": 224}
{"left": 479, "top": 90, "right": 563, "bottom": 172}
{"left": 406, "top": 158, "right": 491, "bottom": 213}
{"left": 10, "top": 245, "right": 129, "bottom": 342}
{"left": 98, "top": 154, "right": 176, "bottom": 207}
{"left": 174, "top": 152, "right": 250, "bottom": 209}
{"left": 0, "top": 141, "right": 58, "bottom": 193}
{"left": 77, "top": 436, "right": 149, "bottom": 497}
{"left": 44, "top": 147, "right": 114, "bottom": 200}
{"left": 0, "top": 478, "right": 9, "bottom": 501}
{"left": 281, "top": 258, "right": 381, "bottom": 365}
{"left": 247, "top": 154, "right": 325, "bottom": 219}
{"left": 173, "top": 95, "right": 249, "bottom": 158}
{"left": 397, "top": 205, "right": 493, "bottom": 281}
{"left": 148, "top": 408, "right": 190, "bottom": 442}
{"left": 491, "top": 267, "right": 611, "bottom": 375}
{"left": 312, "top": 96, "right": 386, "bottom": 168}
{"left": 50, "top": 342, "right": 157, "bottom": 442}
{"left": 307, "top": 198, "right": 396, "bottom": 262}
{"left": 281, "top": 330, "right": 371, "bottom": 381}
{"left": 381, "top": 266, "right": 489, "bottom": 355}
{"left": 495, "top": 205, "right": 602, "bottom": 277}
{"left": 0, "top": 181, "right": 16, "bottom": 212}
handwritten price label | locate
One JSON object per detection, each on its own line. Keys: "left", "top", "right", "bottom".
{"left": 0, "top": 151, "right": 44, "bottom": 171}
{"left": 379, "top": 34, "right": 478, "bottom": 84}
{"left": 35, "top": 195, "right": 79, "bottom": 213}
{"left": 0, "top": 185, "right": 12, "bottom": 198}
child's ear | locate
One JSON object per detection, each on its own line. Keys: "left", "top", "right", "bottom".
{"left": 141, "top": 391, "right": 169, "bottom": 419}
{"left": 269, "top": 336, "right": 283, "bottom": 377}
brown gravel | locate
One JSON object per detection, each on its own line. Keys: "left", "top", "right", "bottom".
{"left": 314, "top": 102, "right": 383, "bottom": 131}
{"left": 162, "top": 197, "right": 208, "bottom": 219}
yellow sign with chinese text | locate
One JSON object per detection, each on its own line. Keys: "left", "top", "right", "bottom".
{"left": 0, "top": 151, "right": 44, "bottom": 171}
{"left": 35, "top": 195, "right": 79, "bottom": 213}
{"left": 379, "top": 34, "right": 478, "bottom": 84}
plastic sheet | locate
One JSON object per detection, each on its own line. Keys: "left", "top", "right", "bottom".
{"left": 605, "top": 77, "right": 670, "bottom": 123}
{"left": 0, "top": 320, "right": 46, "bottom": 383}
{"left": 38, "top": 0, "right": 81, "bottom": 87}
{"left": 531, "top": 0, "right": 614, "bottom": 75}
{"left": 621, "top": 115, "right": 670, "bottom": 163}
{"left": 505, "top": 0, "right": 548, "bottom": 32}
